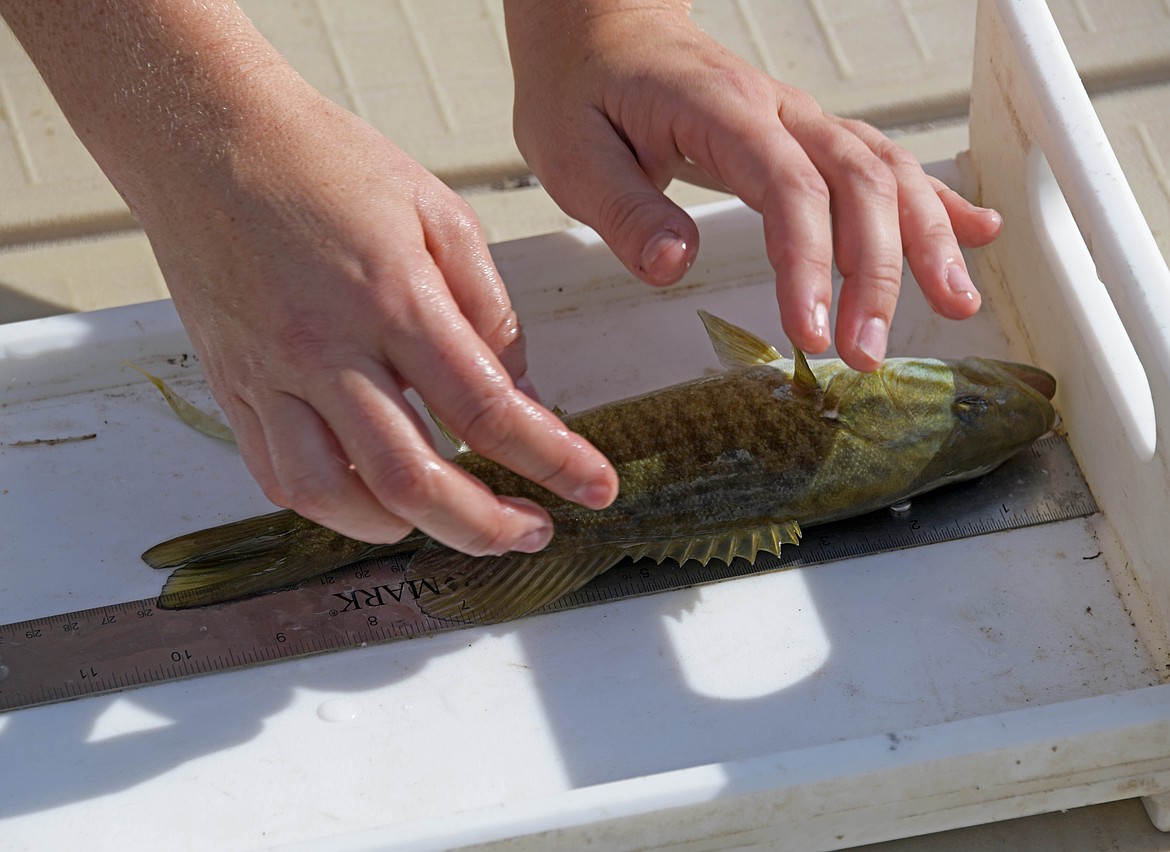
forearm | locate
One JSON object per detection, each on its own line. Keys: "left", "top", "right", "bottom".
{"left": 0, "top": 1, "right": 298, "bottom": 214}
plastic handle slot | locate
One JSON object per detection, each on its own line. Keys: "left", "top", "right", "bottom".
{"left": 1026, "top": 144, "right": 1156, "bottom": 461}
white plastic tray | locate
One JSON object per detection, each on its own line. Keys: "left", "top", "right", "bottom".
{"left": 3, "top": 1, "right": 1170, "bottom": 849}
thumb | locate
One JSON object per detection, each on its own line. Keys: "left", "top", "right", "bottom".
{"left": 535, "top": 127, "right": 700, "bottom": 287}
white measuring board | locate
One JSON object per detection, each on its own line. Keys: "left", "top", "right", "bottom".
{"left": 0, "top": 434, "right": 1097, "bottom": 713}
{"left": 1, "top": 194, "right": 1160, "bottom": 850}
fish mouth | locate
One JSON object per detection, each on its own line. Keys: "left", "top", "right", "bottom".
{"left": 996, "top": 362, "right": 1057, "bottom": 401}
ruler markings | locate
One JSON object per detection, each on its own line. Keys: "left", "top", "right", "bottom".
{"left": 0, "top": 435, "right": 1097, "bottom": 713}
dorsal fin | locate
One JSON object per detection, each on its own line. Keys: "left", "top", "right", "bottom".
{"left": 620, "top": 520, "right": 802, "bottom": 566}
{"left": 698, "top": 310, "right": 783, "bottom": 368}
{"left": 792, "top": 346, "right": 820, "bottom": 394}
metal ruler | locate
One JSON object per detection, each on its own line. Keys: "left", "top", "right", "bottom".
{"left": 0, "top": 434, "right": 1097, "bottom": 713}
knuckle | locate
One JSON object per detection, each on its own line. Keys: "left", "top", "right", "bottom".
{"left": 915, "top": 217, "right": 960, "bottom": 246}
{"left": 459, "top": 393, "right": 518, "bottom": 458}
{"left": 528, "top": 451, "right": 575, "bottom": 493}
{"left": 863, "top": 259, "right": 906, "bottom": 300}
{"left": 840, "top": 118, "right": 919, "bottom": 175}
{"left": 456, "top": 525, "right": 508, "bottom": 558}
{"left": 367, "top": 456, "right": 445, "bottom": 511}
{"left": 272, "top": 317, "right": 370, "bottom": 383}
{"left": 713, "top": 65, "right": 774, "bottom": 109}
{"left": 277, "top": 320, "right": 332, "bottom": 369}
{"left": 769, "top": 236, "right": 833, "bottom": 283}
{"left": 260, "top": 480, "right": 291, "bottom": 509}
{"left": 875, "top": 139, "right": 919, "bottom": 172}
{"left": 837, "top": 117, "right": 871, "bottom": 136}
{"left": 278, "top": 472, "right": 343, "bottom": 522}
{"left": 480, "top": 306, "right": 526, "bottom": 365}
{"left": 777, "top": 84, "right": 822, "bottom": 119}
{"left": 777, "top": 166, "right": 831, "bottom": 209}
{"left": 844, "top": 155, "right": 899, "bottom": 202}
{"left": 596, "top": 189, "right": 665, "bottom": 245}
{"left": 434, "top": 194, "right": 483, "bottom": 243}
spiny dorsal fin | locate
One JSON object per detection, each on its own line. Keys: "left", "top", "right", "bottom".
{"left": 792, "top": 347, "right": 820, "bottom": 394}
{"left": 405, "top": 518, "right": 804, "bottom": 625}
{"left": 698, "top": 310, "right": 783, "bottom": 369}
{"left": 620, "top": 520, "right": 802, "bottom": 566}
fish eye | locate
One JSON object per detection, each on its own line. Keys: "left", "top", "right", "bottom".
{"left": 954, "top": 393, "right": 989, "bottom": 421}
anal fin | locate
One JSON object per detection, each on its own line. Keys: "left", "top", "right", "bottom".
{"left": 407, "top": 544, "right": 627, "bottom": 624}
{"left": 406, "top": 519, "right": 803, "bottom": 625}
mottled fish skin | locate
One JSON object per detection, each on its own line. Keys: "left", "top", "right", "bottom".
{"left": 145, "top": 313, "right": 1057, "bottom": 622}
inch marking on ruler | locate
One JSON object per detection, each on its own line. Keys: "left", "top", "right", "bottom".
{"left": 0, "top": 434, "right": 1097, "bottom": 713}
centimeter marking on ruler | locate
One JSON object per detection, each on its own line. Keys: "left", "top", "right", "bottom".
{"left": 0, "top": 434, "right": 1098, "bottom": 714}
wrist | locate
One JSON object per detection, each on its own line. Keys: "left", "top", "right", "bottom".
{"left": 503, "top": 0, "right": 694, "bottom": 64}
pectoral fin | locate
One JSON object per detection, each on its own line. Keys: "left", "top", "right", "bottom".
{"left": 406, "top": 519, "right": 803, "bottom": 625}
{"left": 126, "top": 361, "right": 236, "bottom": 443}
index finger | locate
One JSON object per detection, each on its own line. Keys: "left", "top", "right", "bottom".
{"left": 376, "top": 260, "right": 619, "bottom": 512}
{"left": 310, "top": 362, "right": 561, "bottom": 556}
{"left": 678, "top": 103, "right": 836, "bottom": 354}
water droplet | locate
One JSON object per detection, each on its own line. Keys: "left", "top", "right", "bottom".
{"left": 0, "top": 664, "right": 9, "bottom": 683}
{"left": 889, "top": 500, "right": 912, "bottom": 515}
{"left": 317, "top": 698, "right": 360, "bottom": 723}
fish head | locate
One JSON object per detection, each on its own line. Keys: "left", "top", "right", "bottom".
{"left": 913, "top": 356, "right": 1057, "bottom": 485}
{"left": 816, "top": 354, "right": 1056, "bottom": 498}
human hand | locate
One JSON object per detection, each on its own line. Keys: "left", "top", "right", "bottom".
{"left": 135, "top": 80, "right": 618, "bottom": 552}
{"left": 504, "top": 0, "right": 1003, "bottom": 370}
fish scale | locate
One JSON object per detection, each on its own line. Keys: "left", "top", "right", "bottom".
{"left": 0, "top": 434, "right": 1097, "bottom": 714}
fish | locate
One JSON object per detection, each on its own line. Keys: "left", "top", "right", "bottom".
{"left": 143, "top": 311, "right": 1057, "bottom": 624}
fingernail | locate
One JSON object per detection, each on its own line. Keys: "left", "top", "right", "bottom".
{"left": 572, "top": 479, "right": 615, "bottom": 510}
{"left": 499, "top": 497, "right": 553, "bottom": 552}
{"left": 515, "top": 524, "right": 553, "bottom": 553}
{"left": 811, "top": 302, "right": 830, "bottom": 341}
{"left": 945, "top": 263, "right": 979, "bottom": 301}
{"left": 641, "top": 230, "right": 689, "bottom": 285}
{"left": 856, "top": 316, "right": 888, "bottom": 364}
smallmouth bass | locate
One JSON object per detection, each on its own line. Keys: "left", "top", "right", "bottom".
{"left": 144, "top": 312, "right": 1057, "bottom": 623}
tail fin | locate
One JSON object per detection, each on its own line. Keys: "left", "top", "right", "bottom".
{"left": 144, "top": 509, "right": 423, "bottom": 608}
